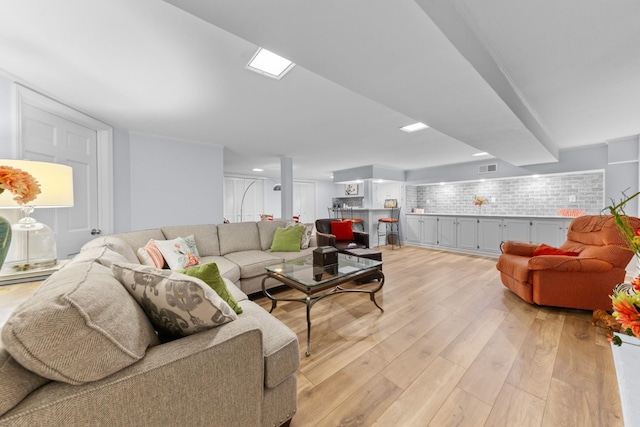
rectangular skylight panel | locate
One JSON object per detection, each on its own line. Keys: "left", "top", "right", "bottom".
{"left": 400, "top": 122, "right": 429, "bottom": 133}
{"left": 247, "top": 48, "right": 295, "bottom": 80}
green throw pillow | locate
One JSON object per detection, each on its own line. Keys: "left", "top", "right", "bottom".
{"left": 179, "top": 263, "right": 243, "bottom": 314}
{"left": 271, "top": 225, "right": 304, "bottom": 252}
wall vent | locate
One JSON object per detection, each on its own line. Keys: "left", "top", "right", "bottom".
{"left": 478, "top": 163, "right": 498, "bottom": 174}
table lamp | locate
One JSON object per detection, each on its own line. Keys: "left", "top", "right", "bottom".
{"left": 0, "top": 159, "right": 74, "bottom": 271}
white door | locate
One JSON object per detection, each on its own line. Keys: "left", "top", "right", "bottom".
{"left": 293, "top": 181, "right": 316, "bottom": 223}
{"left": 20, "top": 103, "right": 99, "bottom": 259}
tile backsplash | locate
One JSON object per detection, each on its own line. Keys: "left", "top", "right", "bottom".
{"left": 406, "top": 171, "right": 604, "bottom": 216}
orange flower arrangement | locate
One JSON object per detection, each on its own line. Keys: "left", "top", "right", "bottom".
{"left": 608, "top": 191, "right": 640, "bottom": 345}
{"left": 0, "top": 165, "right": 41, "bottom": 205}
{"left": 473, "top": 195, "right": 489, "bottom": 206}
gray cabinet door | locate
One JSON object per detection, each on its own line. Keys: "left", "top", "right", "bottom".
{"left": 457, "top": 217, "right": 479, "bottom": 250}
{"left": 478, "top": 218, "right": 503, "bottom": 253}
{"left": 531, "top": 219, "right": 566, "bottom": 247}
{"left": 406, "top": 216, "right": 422, "bottom": 243}
{"left": 422, "top": 217, "right": 438, "bottom": 245}
{"left": 502, "top": 218, "right": 531, "bottom": 244}
{"left": 438, "top": 217, "right": 457, "bottom": 248}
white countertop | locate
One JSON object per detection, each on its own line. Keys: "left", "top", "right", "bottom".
{"left": 405, "top": 212, "right": 578, "bottom": 219}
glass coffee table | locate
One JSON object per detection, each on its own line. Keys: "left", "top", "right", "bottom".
{"left": 262, "top": 253, "right": 384, "bottom": 356}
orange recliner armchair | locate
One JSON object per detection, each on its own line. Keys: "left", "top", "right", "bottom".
{"left": 496, "top": 215, "right": 640, "bottom": 311}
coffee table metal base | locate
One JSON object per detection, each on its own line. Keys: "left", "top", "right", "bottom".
{"left": 262, "top": 269, "right": 384, "bottom": 356}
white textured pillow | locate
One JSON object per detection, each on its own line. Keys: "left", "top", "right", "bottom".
{"left": 111, "top": 263, "right": 237, "bottom": 337}
{"left": 155, "top": 237, "right": 200, "bottom": 270}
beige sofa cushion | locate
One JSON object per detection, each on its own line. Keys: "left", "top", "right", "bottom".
{"left": 224, "top": 250, "right": 283, "bottom": 279}
{"left": 257, "top": 220, "right": 289, "bottom": 251}
{"left": 200, "top": 255, "right": 241, "bottom": 283}
{"left": 0, "top": 347, "right": 49, "bottom": 417}
{"left": 217, "top": 223, "right": 261, "bottom": 255}
{"left": 161, "top": 224, "right": 220, "bottom": 257}
{"left": 238, "top": 301, "right": 300, "bottom": 388}
{"left": 71, "top": 245, "right": 132, "bottom": 268}
{"left": 111, "top": 229, "right": 166, "bottom": 252}
{"left": 1, "top": 262, "right": 159, "bottom": 385}
{"left": 225, "top": 279, "right": 249, "bottom": 303}
{"left": 80, "top": 236, "right": 139, "bottom": 264}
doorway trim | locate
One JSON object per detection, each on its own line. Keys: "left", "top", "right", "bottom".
{"left": 14, "top": 84, "right": 114, "bottom": 235}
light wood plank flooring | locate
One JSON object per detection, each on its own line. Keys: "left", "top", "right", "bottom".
{"left": 254, "top": 246, "right": 622, "bottom": 427}
{"left": 0, "top": 247, "right": 622, "bottom": 426}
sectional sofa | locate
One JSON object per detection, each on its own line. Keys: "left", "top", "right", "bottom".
{"left": 1, "top": 220, "right": 314, "bottom": 426}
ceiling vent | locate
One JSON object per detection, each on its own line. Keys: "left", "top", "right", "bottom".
{"left": 478, "top": 163, "right": 498, "bottom": 174}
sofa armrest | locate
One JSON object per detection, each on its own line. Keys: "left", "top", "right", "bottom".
{"left": 1, "top": 317, "right": 265, "bottom": 426}
{"left": 501, "top": 241, "right": 538, "bottom": 256}
{"left": 528, "top": 256, "right": 613, "bottom": 273}
{"left": 316, "top": 231, "right": 336, "bottom": 247}
{"left": 354, "top": 232, "right": 370, "bottom": 248}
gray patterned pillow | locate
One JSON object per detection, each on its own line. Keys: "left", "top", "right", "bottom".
{"left": 300, "top": 223, "right": 314, "bottom": 249}
{"left": 111, "top": 263, "right": 237, "bottom": 337}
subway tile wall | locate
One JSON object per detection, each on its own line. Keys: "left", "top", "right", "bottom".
{"left": 406, "top": 171, "right": 604, "bottom": 216}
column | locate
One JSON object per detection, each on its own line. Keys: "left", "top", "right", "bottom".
{"left": 281, "top": 156, "right": 293, "bottom": 220}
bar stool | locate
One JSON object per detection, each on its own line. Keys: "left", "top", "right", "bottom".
{"left": 344, "top": 207, "right": 365, "bottom": 232}
{"left": 377, "top": 207, "right": 401, "bottom": 249}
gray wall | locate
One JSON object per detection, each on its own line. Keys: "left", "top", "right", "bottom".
{"left": 315, "top": 180, "right": 335, "bottom": 219}
{"left": 112, "top": 127, "right": 131, "bottom": 232}
{"left": 129, "top": 132, "right": 224, "bottom": 230}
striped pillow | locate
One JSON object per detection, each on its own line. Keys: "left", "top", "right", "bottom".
{"left": 136, "top": 239, "right": 165, "bottom": 268}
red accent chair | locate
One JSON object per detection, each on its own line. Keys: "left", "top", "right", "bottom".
{"left": 496, "top": 215, "right": 640, "bottom": 310}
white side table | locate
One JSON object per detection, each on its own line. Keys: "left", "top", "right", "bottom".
{"left": 0, "top": 259, "right": 69, "bottom": 286}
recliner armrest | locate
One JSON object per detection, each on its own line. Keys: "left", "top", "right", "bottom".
{"left": 316, "top": 231, "right": 336, "bottom": 247}
{"left": 501, "top": 241, "right": 538, "bottom": 256}
{"left": 353, "top": 231, "right": 370, "bottom": 248}
{"left": 528, "top": 256, "right": 613, "bottom": 273}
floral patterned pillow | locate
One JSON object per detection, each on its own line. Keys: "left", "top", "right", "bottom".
{"left": 111, "top": 263, "right": 237, "bottom": 338}
{"left": 155, "top": 237, "right": 200, "bottom": 270}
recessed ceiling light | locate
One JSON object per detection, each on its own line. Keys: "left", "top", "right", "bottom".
{"left": 252, "top": 168, "right": 264, "bottom": 172}
{"left": 247, "top": 48, "right": 295, "bottom": 80}
{"left": 399, "top": 122, "right": 429, "bottom": 133}
{"left": 472, "top": 152, "right": 489, "bottom": 157}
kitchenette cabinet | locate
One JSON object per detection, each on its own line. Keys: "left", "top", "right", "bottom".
{"left": 405, "top": 214, "right": 573, "bottom": 257}
{"left": 406, "top": 215, "right": 437, "bottom": 245}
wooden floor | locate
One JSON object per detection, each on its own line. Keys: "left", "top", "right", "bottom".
{"left": 0, "top": 247, "right": 622, "bottom": 426}
{"left": 254, "top": 246, "right": 623, "bottom": 427}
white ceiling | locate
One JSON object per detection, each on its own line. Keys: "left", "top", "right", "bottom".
{"left": 1, "top": 0, "right": 639, "bottom": 181}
